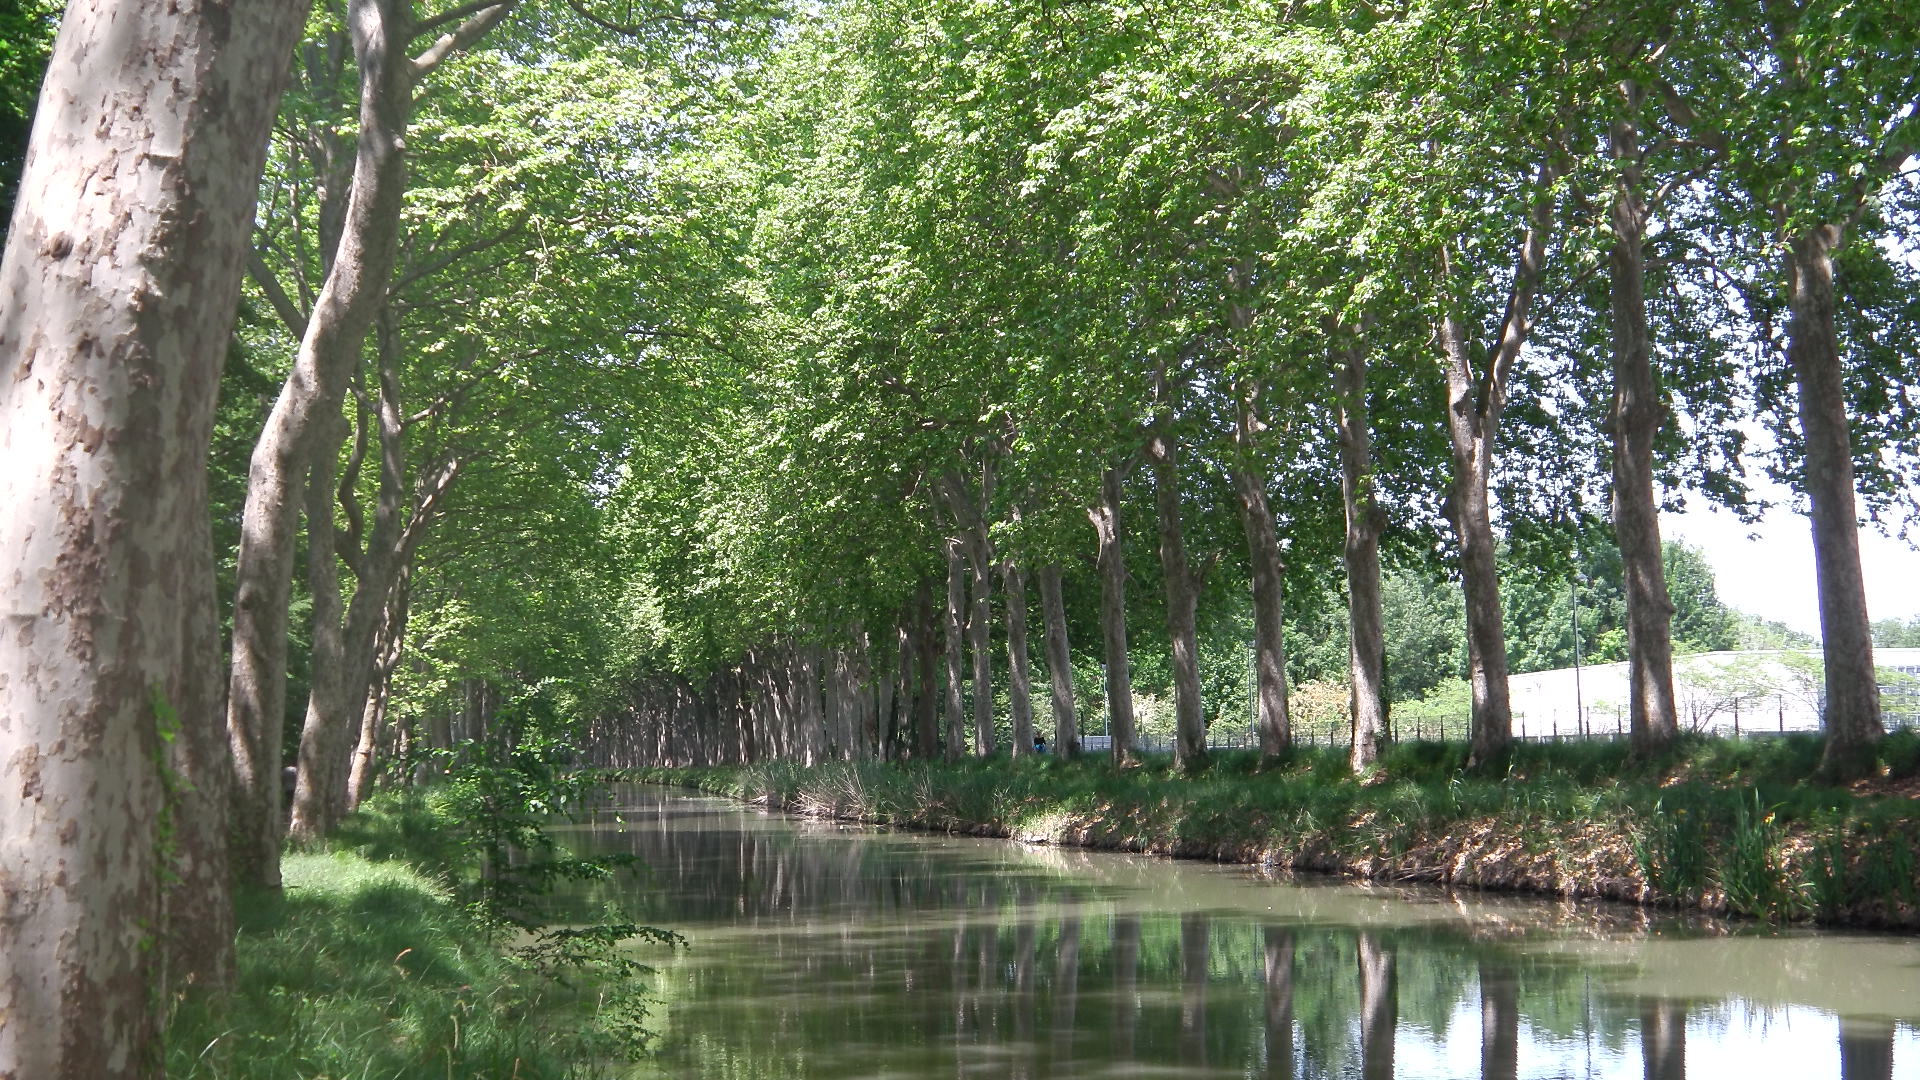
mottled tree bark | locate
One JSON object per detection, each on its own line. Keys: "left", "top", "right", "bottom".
{"left": 1090, "top": 467, "right": 1138, "bottom": 764}
{"left": 0, "top": 0, "right": 305, "bottom": 1072}
{"left": 164, "top": 489, "right": 237, "bottom": 994}
{"left": 1332, "top": 335, "right": 1387, "bottom": 770}
{"left": 1787, "top": 225, "right": 1883, "bottom": 779}
{"left": 1149, "top": 432, "right": 1207, "bottom": 770}
{"left": 1037, "top": 564, "right": 1079, "bottom": 758}
{"left": 798, "top": 643, "right": 826, "bottom": 764}
{"left": 1004, "top": 562, "right": 1035, "bottom": 757}
{"left": 1609, "top": 87, "right": 1681, "bottom": 757}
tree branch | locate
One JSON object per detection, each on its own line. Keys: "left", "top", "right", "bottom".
{"left": 410, "top": 0, "right": 516, "bottom": 81}
{"left": 247, "top": 247, "right": 310, "bottom": 338}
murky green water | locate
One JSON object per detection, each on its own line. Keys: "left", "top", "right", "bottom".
{"left": 562, "top": 787, "right": 1918, "bottom": 1079}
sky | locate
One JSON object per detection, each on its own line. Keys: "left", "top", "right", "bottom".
{"left": 1664, "top": 483, "right": 1920, "bottom": 639}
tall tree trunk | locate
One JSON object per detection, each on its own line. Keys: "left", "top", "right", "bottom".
{"left": 313, "top": 319, "right": 422, "bottom": 821}
{"left": 1038, "top": 563, "right": 1079, "bottom": 758}
{"left": 1149, "top": 432, "right": 1207, "bottom": 770}
{"left": 347, "top": 560, "right": 413, "bottom": 809}
{"left": 1435, "top": 159, "right": 1559, "bottom": 768}
{"left": 1224, "top": 376, "right": 1293, "bottom": 766}
{"left": 1609, "top": 84, "right": 1681, "bottom": 757}
{"left": 967, "top": 551, "right": 996, "bottom": 757}
{"left": 913, "top": 579, "right": 940, "bottom": 759}
{"left": 1441, "top": 314, "right": 1516, "bottom": 766}
{"left": 943, "top": 537, "right": 969, "bottom": 760}
{"left": 227, "top": 0, "right": 413, "bottom": 888}
{"left": 0, "top": 0, "right": 303, "bottom": 1071}
{"left": 874, "top": 630, "right": 896, "bottom": 760}
{"left": 164, "top": 487, "right": 237, "bottom": 993}
{"left": 1334, "top": 332, "right": 1388, "bottom": 769}
{"left": 1787, "top": 224, "right": 1883, "bottom": 778}
{"left": 1232, "top": 448, "right": 1291, "bottom": 764}
{"left": 1090, "top": 467, "right": 1137, "bottom": 764}
{"left": 290, "top": 414, "right": 351, "bottom": 842}
{"left": 1004, "top": 562, "right": 1036, "bottom": 757}
{"left": 799, "top": 643, "right": 826, "bottom": 765}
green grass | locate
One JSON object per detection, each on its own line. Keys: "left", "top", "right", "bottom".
{"left": 631, "top": 733, "right": 1920, "bottom": 927}
{"left": 166, "top": 794, "right": 658, "bottom": 1079}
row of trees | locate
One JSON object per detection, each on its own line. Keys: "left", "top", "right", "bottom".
{"left": 0, "top": 0, "right": 765, "bottom": 1074}
{"left": 1, "top": 0, "right": 1915, "bottom": 1074}
{"left": 588, "top": 0, "right": 1919, "bottom": 779}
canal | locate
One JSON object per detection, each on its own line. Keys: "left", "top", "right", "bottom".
{"left": 560, "top": 787, "right": 1920, "bottom": 1079}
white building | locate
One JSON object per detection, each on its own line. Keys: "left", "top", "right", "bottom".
{"left": 1507, "top": 648, "right": 1920, "bottom": 739}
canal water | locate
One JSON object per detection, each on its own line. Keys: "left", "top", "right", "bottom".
{"left": 562, "top": 787, "right": 1919, "bottom": 1079}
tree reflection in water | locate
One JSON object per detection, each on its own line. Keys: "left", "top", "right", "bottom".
{"left": 564, "top": 789, "right": 1919, "bottom": 1080}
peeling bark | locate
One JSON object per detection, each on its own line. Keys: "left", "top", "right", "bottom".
{"left": 0, "top": 0, "right": 304, "bottom": 1072}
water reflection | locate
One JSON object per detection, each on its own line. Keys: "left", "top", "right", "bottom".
{"left": 569, "top": 788, "right": 1920, "bottom": 1079}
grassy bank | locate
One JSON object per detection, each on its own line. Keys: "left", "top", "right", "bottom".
{"left": 631, "top": 733, "right": 1920, "bottom": 928}
{"left": 166, "top": 792, "right": 661, "bottom": 1079}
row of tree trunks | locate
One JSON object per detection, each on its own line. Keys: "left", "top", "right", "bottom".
{"left": 226, "top": 0, "right": 418, "bottom": 889}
